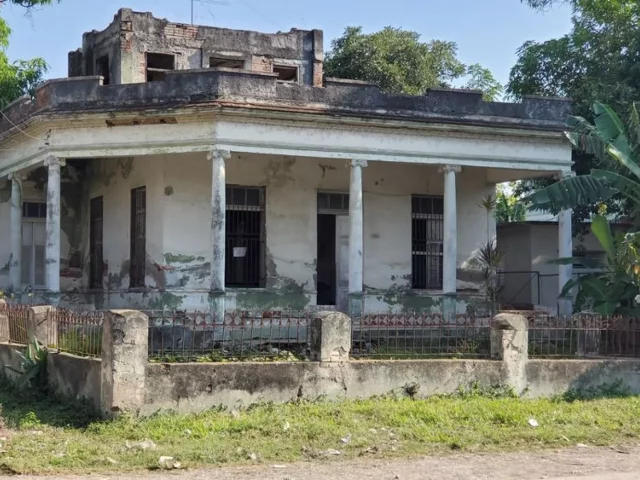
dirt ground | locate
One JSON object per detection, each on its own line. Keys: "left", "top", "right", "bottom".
{"left": 14, "top": 445, "right": 640, "bottom": 480}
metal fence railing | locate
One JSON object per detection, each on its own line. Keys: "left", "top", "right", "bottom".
{"left": 147, "top": 310, "right": 313, "bottom": 362}
{"left": 351, "top": 313, "right": 492, "bottom": 359}
{"left": 6, "top": 303, "right": 29, "bottom": 345}
{"left": 528, "top": 314, "right": 640, "bottom": 358}
{"left": 51, "top": 308, "right": 104, "bottom": 357}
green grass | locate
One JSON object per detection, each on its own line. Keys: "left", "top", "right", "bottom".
{"left": 1, "top": 381, "right": 640, "bottom": 474}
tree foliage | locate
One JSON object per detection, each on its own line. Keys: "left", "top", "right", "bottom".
{"left": 528, "top": 101, "right": 640, "bottom": 313}
{"left": 494, "top": 185, "right": 526, "bottom": 223}
{"left": 325, "top": 26, "right": 501, "bottom": 99}
{"left": 510, "top": 0, "right": 640, "bottom": 230}
{"left": 464, "top": 64, "right": 503, "bottom": 101}
{"left": 0, "top": 0, "right": 58, "bottom": 107}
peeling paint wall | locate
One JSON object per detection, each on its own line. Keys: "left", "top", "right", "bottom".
{"left": 86, "top": 155, "right": 165, "bottom": 294}
{"left": 1, "top": 152, "right": 496, "bottom": 312}
{"left": 150, "top": 152, "right": 495, "bottom": 312}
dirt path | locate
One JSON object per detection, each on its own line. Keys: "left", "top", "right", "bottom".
{"left": 14, "top": 446, "right": 640, "bottom": 480}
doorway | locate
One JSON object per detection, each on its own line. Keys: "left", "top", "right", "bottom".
{"left": 316, "top": 192, "right": 350, "bottom": 311}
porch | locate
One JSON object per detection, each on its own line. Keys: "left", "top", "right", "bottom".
{"left": 1, "top": 151, "right": 571, "bottom": 315}
{"left": 0, "top": 71, "right": 573, "bottom": 314}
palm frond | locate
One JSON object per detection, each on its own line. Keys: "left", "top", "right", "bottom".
{"left": 526, "top": 174, "right": 616, "bottom": 212}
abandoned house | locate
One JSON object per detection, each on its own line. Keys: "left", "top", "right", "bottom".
{"left": 0, "top": 8, "right": 573, "bottom": 315}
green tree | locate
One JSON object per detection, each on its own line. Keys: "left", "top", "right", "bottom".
{"left": 325, "top": 26, "right": 471, "bottom": 96}
{"left": 464, "top": 64, "right": 503, "bottom": 101}
{"left": 509, "top": 0, "right": 640, "bottom": 231}
{"left": 495, "top": 187, "right": 526, "bottom": 224}
{"left": 0, "top": 0, "right": 58, "bottom": 107}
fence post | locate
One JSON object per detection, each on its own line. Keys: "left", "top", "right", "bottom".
{"left": 310, "top": 311, "right": 351, "bottom": 362}
{"left": 27, "top": 306, "right": 57, "bottom": 347}
{"left": 491, "top": 312, "right": 529, "bottom": 394}
{"left": 0, "top": 300, "right": 8, "bottom": 343}
{"left": 101, "top": 310, "right": 148, "bottom": 417}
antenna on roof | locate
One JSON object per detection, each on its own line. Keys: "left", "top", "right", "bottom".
{"left": 191, "top": 0, "right": 229, "bottom": 25}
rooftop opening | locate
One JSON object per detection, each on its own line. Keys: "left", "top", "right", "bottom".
{"left": 273, "top": 64, "right": 298, "bottom": 83}
{"left": 210, "top": 57, "right": 244, "bottom": 69}
{"left": 146, "top": 53, "right": 175, "bottom": 82}
{"left": 96, "top": 55, "right": 110, "bottom": 85}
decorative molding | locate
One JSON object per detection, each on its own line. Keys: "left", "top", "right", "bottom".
{"left": 43, "top": 155, "right": 66, "bottom": 168}
{"left": 207, "top": 149, "right": 231, "bottom": 162}
{"left": 350, "top": 159, "right": 368, "bottom": 168}
{"left": 439, "top": 164, "right": 462, "bottom": 174}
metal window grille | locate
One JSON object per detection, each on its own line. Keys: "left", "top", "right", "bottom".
{"left": 411, "top": 195, "right": 444, "bottom": 289}
{"left": 22, "top": 202, "right": 46, "bottom": 219}
{"left": 317, "top": 191, "right": 350, "bottom": 215}
{"left": 89, "top": 196, "right": 104, "bottom": 289}
{"left": 130, "top": 186, "right": 146, "bottom": 288}
{"left": 226, "top": 186, "right": 265, "bottom": 288}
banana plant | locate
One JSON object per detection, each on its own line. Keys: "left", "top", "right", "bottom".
{"left": 526, "top": 101, "right": 640, "bottom": 314}
{"left": 555, "top": 216, "right": 640, "bottom": 315}
{"left": 527, "top": 102, "right": 640, "bottom": 214}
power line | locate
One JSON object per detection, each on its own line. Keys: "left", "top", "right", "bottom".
{"left": 191, "top": 0, "right": 228, "bottom": 25}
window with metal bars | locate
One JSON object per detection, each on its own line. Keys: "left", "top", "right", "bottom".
{"left": 226, "top": 186, "right": 265, "bottom": 288}
{"left": 130, "top": 187, "right": 146, "bottom": 288}
{"left": 89, "top": 196, "right": 104, "bottom": 289}
{"left": 411, "top": 195, "right": 444, "bottom": 290}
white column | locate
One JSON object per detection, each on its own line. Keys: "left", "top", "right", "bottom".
{"left": 210, "top": 149, "right": 230, "bottom": 318}
{"left": 45, "top": 156, "right": 65, "bottom": 295}
{"left": 441, "top": 165, "right": 461, "bottom": 296}
{"left": 9, "top": 174, "right": 22, "bottom": 292}
{"left": 558, "top": 205, "right": 573, "bottom": 316}
{"left": 348, "top": 159, "right": 367, "bottom": 316}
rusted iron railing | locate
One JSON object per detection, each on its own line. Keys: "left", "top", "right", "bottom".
{"left": 52, "top": 308, "right": 104, "bottom": 357}
{"left": 147, "top": 309, "right": 313, "bottom": 362}
{"left": 528, "top": 314, "right": 640, "bottom": 358}
{"left": 351, "top": 313, "right": 492, "bottom": 359}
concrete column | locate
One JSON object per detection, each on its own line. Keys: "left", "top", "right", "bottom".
{"left": 491, "top": 312, "right": 529, "bottom": 394}
{"left": 0, "top": 299, "right": 8, "bottom": 343}
{"left": 558, "top": 204, "right": 573, "bottom": 316}
{"left": 348, "top": 159, "right": 367, "bottom": 317}
{"left": 9, "top": 174, "right": 22, "bottom": 293}
{"left": 101, "top": 309, "right": 149, "bottom": 417}
{"left": 209, "top": 149, "right": 230, "bottom": 320}
{"left": 44, "top": 156, "right": 65, "bottom": 298}
{"left": 27, "top": 305, "right": 56, "bottom": 347}
{"left": 310, "top": 311, "right": 351, "bottom": 362}
{"left": 441, "top": 165, "right": 461, "bottom": 318}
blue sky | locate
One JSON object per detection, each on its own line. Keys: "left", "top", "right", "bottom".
{"left": 3, "top": 0, "right": 572, "bottom": 88}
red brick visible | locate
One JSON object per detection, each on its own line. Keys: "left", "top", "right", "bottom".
{"left": 313, "top": 61, "right": 323, "bottom": 87}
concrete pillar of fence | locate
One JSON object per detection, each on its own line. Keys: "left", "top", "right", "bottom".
{"left": 0, "top": 314, "right": 8, "bottom": 343}
{"left": 311, "top": 311, "right": 351, "bottom": 362}
{"left": 101, "top": 310, "right": 148, "bottom": 417}
{"left": 0, "top": 300, "right": 6, "bottom": 343}
{"left": 27, "top": 306, "right": 57, "bottom": 347}
{"left": 491, "top": 313, "right": 529, "bottom": 393}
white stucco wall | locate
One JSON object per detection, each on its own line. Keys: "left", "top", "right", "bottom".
{"left": 126, "top": 152, "right": 494, "bottom": 311}
{"left": 2, "top": 152, "right": 498, "bottom": 311}
{"left": 87, "top": 156, "right": 165, "bottom": 293}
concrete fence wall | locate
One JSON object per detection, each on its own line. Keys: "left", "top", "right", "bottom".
{"left": 1, "top": 307, "right": 640, "bottom": 416}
